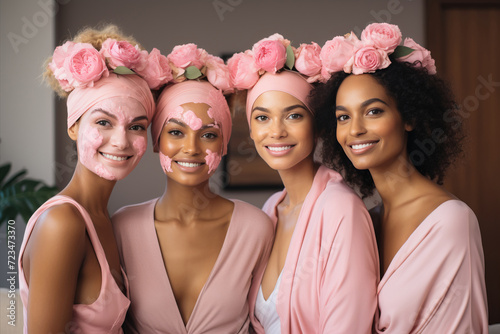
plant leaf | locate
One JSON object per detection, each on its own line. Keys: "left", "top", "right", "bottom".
{"left": 2, "top": 169, "right": 27, "bottom": 189}
{"left": 285, "top": 45, "right": 295, "bottom": 70}
{"left": 0, "top": 163, "right": 11, "bottom": 187}
{"left": 113, "top": 66, "right": 136, "bottom": 75}
{"left": 185, "top": 66, "right": 203, "bottom": 79}
{"left": 0, "top": 165, "right": 58, "bottom": 226}
{"left": 392, "top": 46, "right": 414, "bottom": 58}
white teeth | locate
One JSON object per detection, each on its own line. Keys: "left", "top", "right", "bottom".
{"left": 268, "top": 146, "right": 292, "bottom": 152}
{"left": 351, "top": 143, "right": 375, "bottom": 150}
{"left": 102, "top": 153, "right": 128, "bottom": 161}
{"left": 177, "top": 161, "right": 202, "bottom": 167}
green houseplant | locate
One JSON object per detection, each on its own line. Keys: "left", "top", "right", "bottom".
{"left": 0, "top": 163, "right": 58, "bottom": 227}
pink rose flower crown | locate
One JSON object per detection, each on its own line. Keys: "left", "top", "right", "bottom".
{"left": 49, "top": 40, "right": 234, "bottom": 94}
{"left": 49, "top": 38, "right": 173, "bottom": 92}
{"left": 227, "top": 33, "right": 324, "bottom": 90}
{"left": 165, "top": 43, "right": 233, "bottom": 93}
{"left": 320, "top": 22, "right": 437, "bottom": 82}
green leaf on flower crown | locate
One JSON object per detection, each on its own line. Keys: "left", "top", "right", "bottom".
{"left": 113, "top": 66, "right": 136, "bottom": 75}
{"left": 285, "top": 45, "right": 295, "bottom": 70}
{"left": 185, "top": 66, "right": 203, "bottom": 79}
{"left": 392, "top": 46, "right": 414, "bottom": 58}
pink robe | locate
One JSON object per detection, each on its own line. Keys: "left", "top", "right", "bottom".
{"left": 111, "top": 199, "right": 273, "bottom": 334}
{"left": 374, "top": 200, "right": 488, "bottom": 333}
{"left": 253, "top": 166, "right": 379, "bottom": 334}
{"left": 19, "top": 195, "right": 130, "bottom": 334}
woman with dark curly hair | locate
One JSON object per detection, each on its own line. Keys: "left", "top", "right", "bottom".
{"left": 311, "top": 23, "right": 488, "bottom": 333}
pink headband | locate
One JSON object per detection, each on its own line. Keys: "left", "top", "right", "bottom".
{"left": 66, "top": 73, "right": 155, "bottom": 128}
{"left": 246, "top": 70, "right": 313, "bottom": 124}
{"left": 152, "top": 80, "right": 232, "bottom": 154}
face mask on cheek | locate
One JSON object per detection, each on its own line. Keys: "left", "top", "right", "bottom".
{"left": 205, "top": 149, "right": 222, "bottom": 174}
{"left": 77, "top": 117, "right": 148, "bottom": 181}
{"left": 78, "top": 124, "right": 118, "bottom": 180}
{"left": 159, "top": 151, "right": 173, "bottom": 173}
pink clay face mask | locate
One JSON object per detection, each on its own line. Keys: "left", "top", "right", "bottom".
{"left": 76, "top": 97, "right": 148, "bottom": 181}
{"left": 164, "top": 106, "right": 204, "bottom": 131}
{"left": 205, "top": 149, "right": 221, "bottom": 174}
{"left": 182, "top": 110, "right": 203, "bottom": 131}
{"left": 160, "top": 103, "right": 224, "bottom": 176}
{"left": 159, "top": 152, "right": 173, "bottom": 173}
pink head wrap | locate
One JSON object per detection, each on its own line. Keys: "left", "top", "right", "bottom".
{"left": 246, "top": 70, "right": 313, "bottom": 124}
{"left": 66, "top": 73, "right": 155, "bottom": 128}
{"left": 152, "top": 80, "right": 232, "bottom": 154}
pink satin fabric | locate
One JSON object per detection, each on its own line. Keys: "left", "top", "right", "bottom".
{"left": 246, "top": 70, "right": 313, "bottom": 124}
{"left": 152, "top": 80, "right": 232, "bottom": 154}
{"left": 66, "top": 73, "right": 155, "bottom": 128}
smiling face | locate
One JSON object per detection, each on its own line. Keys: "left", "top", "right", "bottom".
{"left": 249, "top": 91, "right": 315, "bottom": 172}
{"left": 70, "top": 96, "right": 148, "bottom": 181}
{"left": 335, "top": 74, "right": 412, "bottom": 172}
{"left": 158, "top": 102, "right": 223, "bottom": 187}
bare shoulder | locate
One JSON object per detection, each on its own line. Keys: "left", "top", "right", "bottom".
{"left": 32, "top": 203, "right": 87, "bottom": 238}
{"left": 23, "top": 203, "right": 88, "bottom": 281}
{"left": 27, "top": 203, "right": 88, "bottom": 258}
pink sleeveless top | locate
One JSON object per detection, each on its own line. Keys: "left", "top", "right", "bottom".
{"left": 18, "top": 195, "right": 130, "bottom": 334}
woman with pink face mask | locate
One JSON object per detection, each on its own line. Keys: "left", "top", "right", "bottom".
{"left": 18, "top": 25, "right": 160, "bottom": 334}
{"left": 111, "top": 44, "right": 274, "bottom": 334}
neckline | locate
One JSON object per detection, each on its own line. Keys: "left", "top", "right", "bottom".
{"left": 262, "top": 166, "right": 326, "bottom": 300}
{"left": 150, "top": 198, "right": 238, "bottom": 331}
{"left": 259, "top": 270, "right": 283, "bottom": 303}
{"left": 378, "top": 199, "right": 458, "bottom": 292}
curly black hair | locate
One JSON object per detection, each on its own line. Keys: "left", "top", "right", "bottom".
{"left": 310, "top": 60, "right": 464, "bottom": 198}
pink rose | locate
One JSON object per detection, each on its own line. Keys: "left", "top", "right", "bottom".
{"left": 252, "top": 37, "right": 287, "bottom": 73}
{"left": 205, "top": 55, "right": 233, "bottom": 92}
{"left": 49, "top": 41, "right": 76, "bottom": 91}
{"left": 266, "top": 33, "right": 291, "bottom": 48}
{"left": 398, "top": 38, "right": 436, "bottom": 75}
{"left": 294, "top": 42, "right": 322, "bottom": 81}
{"left": 136, "top": 48, "right": 173, "bottom": 90}
{"left": 346, "top": 44, "right": 391, "bottom": 74}
{"left": 101, "top": 39, "right": 148, "bottom": 71}
{"left": 361, "top": 23, "right": 402, "bottom": 53}
{"left": 227, "top": 51, "right": 260, "bottom": 90}
{"left": 63, "top": 43, "right": 109, "bottom": 89}
{"left": 320, "top": 35, "right": 358, "bottom": 81}
{"left": 167, "top": 43, "right": 205, "bottom": 70}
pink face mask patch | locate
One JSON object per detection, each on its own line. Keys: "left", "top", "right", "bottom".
{"left": 78, "top": 126, "right": 117, "bottom": 180}
{"left": 132, "top": 136, "right": 147, "bottom": 157}
{"left": 181, "top": 109, "right": 203, "bottom": 131}
{"left": 159, "top": 152, "right": 173, "bottom": 173}
{"left": 205, "top": 149, "right": 221, "bottom": 174}
{"left": 76, "top": 97, "right": 149, "bottom": 181}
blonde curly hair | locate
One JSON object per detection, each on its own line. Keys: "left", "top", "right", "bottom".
{"left": 43, "top": 24, "right": 143, "bottom": 98}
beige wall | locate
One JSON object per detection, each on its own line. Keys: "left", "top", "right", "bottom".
{"left": 0, "top": 0, "right": 55, "bottom": 185}
{"left": 2, "top": 0, "right": 424, "bottom": 213}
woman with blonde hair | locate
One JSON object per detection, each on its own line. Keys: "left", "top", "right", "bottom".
{"left": 18, "top": 24, "right": 164, "bottom": 333}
